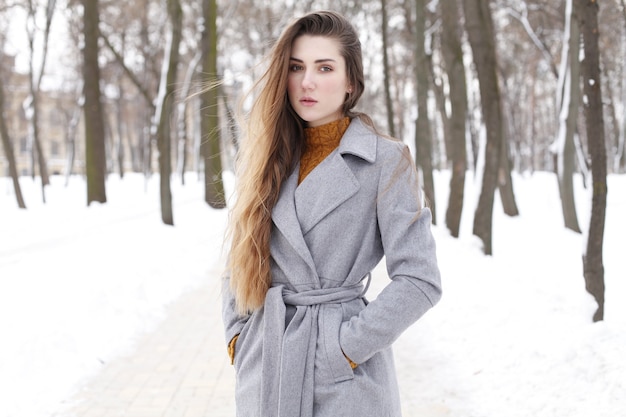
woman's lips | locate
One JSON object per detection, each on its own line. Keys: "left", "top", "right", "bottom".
{"left": 300, "top": 97, "right": 317, "bottom": 106}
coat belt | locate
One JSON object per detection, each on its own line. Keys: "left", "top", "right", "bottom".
{"left": 260, "top": 280, "right": 368, "bottom": 417}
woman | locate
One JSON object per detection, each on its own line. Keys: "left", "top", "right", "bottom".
{"left": 222, "top": 10, "right": 441, "bottom": 417}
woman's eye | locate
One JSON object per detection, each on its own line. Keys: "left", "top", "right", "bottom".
{"left": 320, "top": 65, "right": 333, "bottom": 72}
{"left": 289, "top": 64, "right": 303, "bottom": 72}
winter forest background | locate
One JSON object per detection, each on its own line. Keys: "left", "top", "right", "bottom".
{"left": 0, "top": 0, "right": 624, "bottom": 412}
{"left": 3, "top": 0, "right": 622, "bottom": 316}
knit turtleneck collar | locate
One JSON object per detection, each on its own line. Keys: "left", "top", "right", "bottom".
{"left": 298, "top": 117, "right": 351, "bottom": 184}
{"left": 304, "top": 117, "right": 351, "bottom": 147}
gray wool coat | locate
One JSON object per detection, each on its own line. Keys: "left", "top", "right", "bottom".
{"left": 222, "top": 118, "right": 442, "bottom": 417}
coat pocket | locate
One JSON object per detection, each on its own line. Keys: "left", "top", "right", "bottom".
{"left": 232, "top": 312, "right": 256, "bottom": 371}
{"left": 321, "top": 304, "right": 354, "bottom": 383}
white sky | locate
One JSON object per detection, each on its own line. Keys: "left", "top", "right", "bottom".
{"left": 3, "top": 3, "right": 71, "bottom": 89}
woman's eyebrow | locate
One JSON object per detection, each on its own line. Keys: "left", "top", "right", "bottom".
{"left": 289, "top": 57, "right": 337, "bottom": 63}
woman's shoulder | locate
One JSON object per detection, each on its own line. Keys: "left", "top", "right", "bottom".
{"left": 370, "top": 129, "right": 410, "bottom": 166}
{"left": 342, "top": 117, "right": 407, "bottom": 163}
{"left": 376, "top": 134, "right": 407, "bottom": 156}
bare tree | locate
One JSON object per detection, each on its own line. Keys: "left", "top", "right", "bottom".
{"left": 97, "top": 1, "right": 165, "bottom": 179}
{"left": 153, "top": 0, "right": 183, "bottom": 225}
{"left": 488, "top": 2, "right": 563, "bottom": 175}
{"left": 579, "top": 0, "right": 607, "bottom": 322}
{"left": 111, "top": 37, "right": 127, "bottom": 179}
{"left": 441, "top": 0, "right": 467, "bottom": 237}
{"left": 200, "top": 0, "right": 225, "bottom": 208}
{"left": 605, "top": 0, "right": 626, "bottom": 173}
{"left": 381, "top": 0, "right": 396, "bottom": 138}
{"left": 497, "top": 112, "right": 519, "bottom": 217}
{"left": 176, "top": 51, "right": 201, "bottom": 184}
{"left": 0, "top": 20, "right": 26, "bottom": 209}
{"left": 82, "top": 0, "right": 107, "bottom": 204}
{"left": 554, "top": 0, "right": 582, "bottom": 233}
{"left": 463, "top": 0, "right": 503, "bottom": 255}
{"left": 504, "top": 4, "right": 558, "bottom": 78}
{"left": 413, "top": 0, "right": 436, "bottom": 223}
{"left": 0, "top": 71, "right": 27, "bottom": 209}
{"left": 63, "top": 85, "right": 82, "bottom": 185}
{"left": 23, "top": 0, "right": 56, "bottom": 202}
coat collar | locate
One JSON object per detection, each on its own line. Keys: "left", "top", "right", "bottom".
{"left": 337, "top": 117, "right": 378, "bottom": 163}
{"left": 271, "top": 118, "right": 378, "bottom": 276}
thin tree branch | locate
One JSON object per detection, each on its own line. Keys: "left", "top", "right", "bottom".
{"left": 504, "top": 6, "right": 558, "bottom": 78}
{"left": 100, "top": 32, "right": 154, "bottom": 109}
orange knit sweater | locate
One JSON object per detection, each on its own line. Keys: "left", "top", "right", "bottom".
{"left": 298, "top": 117, "right": 350, "bottom": 184}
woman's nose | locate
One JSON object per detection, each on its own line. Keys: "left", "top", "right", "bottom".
{"left": 301, "top": 71, "right": 315, "bottom": 89}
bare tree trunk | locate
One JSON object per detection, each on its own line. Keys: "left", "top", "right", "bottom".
{"left": 201, "top": 0, "right": 226, "bottom": 209}
{"left": 63, "top": 84, "right": 82, "bottom": 185}
{"left": 114, "top": 94, "right": 126, "bottom": 178}
{"left": 575, "top": 115, "right": 591, "bottom": 185}
{"left": 176, "top": 51, "right": 201, "bottom": 184}
{"left": 618, "top": 0, "right": 626, "bottom": 172}
{"left": 0, "top": 75, "right": 26, "bottom": 209}
{"left": 381, "top": 0, "right": 396, "bottom": 137}
{"left": 428, "top": 58, "right": 450, "bottom": 166}
{"left": 555, "top": 0, "right": 582, "bottom": 233}
{"left": 615, "top": 87, "right": 626, "bottom": 172}
{"left": 113, "top": 35, "right": 127, "bottom": 179}
{"left": 193, "top": 98, "right": 202, "bottom": 177}
{"left": 153, "top": 0, "right": 183, "bottom": 225}
{"left": 413, "top": 0, "right": 436, "bottom": 223}
{"left": 603, "top": 80, "right": 620, "bottom": 174}
{"left": 441, "top": 0, "right": 467, "bottom": 237}
{"left": 81, "top": 0, "right": 107, "bottom": 205}
{"left": 222, "top": 89, "right": 239, "bottom": 153}
{"left": 142, "top": 111, "right": 152, "bottom": 179}
{"left": 24, "top": 0, "right": 56, "bottom": 201}
{"left": 498, "top": 124, "right": 519, "bottom": 217}
{"left": 579, "top": 0, "right": 607, "bottom": 322}
{"left": 463, "top": 0, "right": 503, "bottom": 255}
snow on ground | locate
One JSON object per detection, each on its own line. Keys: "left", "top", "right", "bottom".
{"left": 0, "top": 173, "right": 229, "bottom": 417}
{"left": 0, "top": 170, "right": 624, "bottom": 417}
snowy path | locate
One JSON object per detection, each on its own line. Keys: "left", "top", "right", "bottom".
{"left": 1, "top": 175, "right": 229, "bottom": 417}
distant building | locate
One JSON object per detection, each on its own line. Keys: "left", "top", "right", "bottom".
{"left": 1, "top": 52, "right": 232, "bottom": 180}
{"left": 1, "top": 56, "right": 85, "bottom": 178}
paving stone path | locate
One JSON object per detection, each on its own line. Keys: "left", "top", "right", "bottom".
{"left": 54, "top": 273, "right": 235, "bottom": 417}
{"left": 53, "top": 262, "right": 450, "bottom": 417}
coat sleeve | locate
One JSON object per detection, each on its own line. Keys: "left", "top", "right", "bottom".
{"left": 221, "top": 269, "right": 250, "bottom": 349}
{"left": 340, "top": 142, "right": 442, "bottom": 365}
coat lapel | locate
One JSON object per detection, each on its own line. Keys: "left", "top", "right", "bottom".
{"left": 295, "top": 152, "right": 359, "bottom": 235}
{"left": 271, "top": 165, "right": 317, "bottom": 273}
{"left": 295, "top": 118, "right": 377, "bottom": 235}
{"left": 270, "top": 118, "right": 379, "bottom": 273}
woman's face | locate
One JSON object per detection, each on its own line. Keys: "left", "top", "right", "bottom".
{"left": 287, "top": 35, "right": 351, "bottom": 127}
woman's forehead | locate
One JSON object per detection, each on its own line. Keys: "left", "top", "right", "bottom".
{"left": 290, "top": 35, "right": 342, "bottom": 60}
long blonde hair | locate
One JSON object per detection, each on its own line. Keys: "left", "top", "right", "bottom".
{"left": 227, "top": 11, "right": 366, "bottom": 314}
